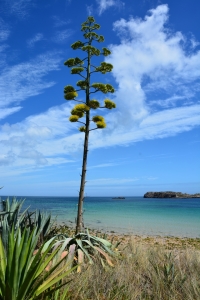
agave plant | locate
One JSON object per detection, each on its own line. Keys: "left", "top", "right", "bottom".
{"left": 0, "top": 226, "right": 74, "bottom": 300}
{"left": 25, "top": 210, "right": 53, "bottom": 244}
{"left": 52, "top": 229, "right": 120, "bottom": 272}
{"left": 0, "top": 197, "right": 27, "bottom": 225}
{"left": 0, "top": 197, "right": 53, "bottom": 251}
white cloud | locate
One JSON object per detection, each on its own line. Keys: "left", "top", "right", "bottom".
{"left": 1, "top": 0, "right": 33, "bottom": 19}
{"left": 87, "top": 163, "right": 118, "bottom": 169}
{"left": 0, "top": 52, "right": 61, "bottom": 115}
{"left": 0, "top": 4, "right": 200, "bottom": 175}
{"left": 86, "top": 177, "right": 139, "bottom": 185}
{"left": 0, "top": 106, "right": 22, "bottom": 120}
{"left": 52, "top": 16, "right": 70, "bottom": 28}
{"left": 96, "top": 0, "right": 124, "bottom": 15}
{"left": 86, "top": 5, "right": 93, "bottom": 16}
{"left": 189, "top": 35, "right": 200, "bottom": 49}
{"left": 0, "top": 18, "right": 10, "bottom": 41}
{"left": 0, "top": 103, "right": 79, "bottom": 168}
{"left": 53, "top": 29, "right": 73, "bottom": 43}
{"left": 27, "top": 33, "right": 43, "bottom": 48}
{"left": 105, "top": 4, "right": 200, "bottom": 125}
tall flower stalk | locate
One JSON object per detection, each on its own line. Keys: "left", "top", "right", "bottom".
{"left": 64, "top": 17, "right": 116, "bottom": 234}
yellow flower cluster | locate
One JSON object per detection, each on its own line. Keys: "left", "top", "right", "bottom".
{"left": 69, "top": 104, "right": 90, "bottom": 123}
{"left": 64, "top": 91, "right": 78, "bottom": 100}
{"left": 96, "top": 121, "right": 106, "bottom": 128}
{"left": 88, "top": 100, "right": 100, "bottom": 109}
{"left": 104, "top": 99, "right": 116, "bottom": 109}
{"left": 69, "top": 115, "right": 79, "bottom": 122}
{"left": 79, "top": 126, "right": 86, "bottom": 132}
{"left": 92, "top": 115, "right": 106, "bottom": 128}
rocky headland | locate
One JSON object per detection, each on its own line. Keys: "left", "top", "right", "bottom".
{"left": 144, "top": 191, "right": 200, "bottom": 198}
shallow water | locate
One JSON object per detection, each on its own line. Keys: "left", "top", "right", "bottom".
{"left": 2, "top": 196, "right": 200, "bottom": 238}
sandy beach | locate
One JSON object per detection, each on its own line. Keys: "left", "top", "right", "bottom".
{"left": 54, "top": 222, "right": 200, "bottom": 251}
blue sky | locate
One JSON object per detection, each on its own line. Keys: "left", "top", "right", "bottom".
{"left": 0, "top": 0, "right": 199, "bottom": 196}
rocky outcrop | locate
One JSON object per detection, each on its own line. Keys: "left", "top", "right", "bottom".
{"left": 144, "top": 191, "right": 200, "bottom": 198}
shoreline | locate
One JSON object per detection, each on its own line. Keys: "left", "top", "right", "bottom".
{"left": 55, "top": 219, "right": 200, "bottom": 239}
{"left": 54, "top": 218, "right": 200, "bottom": 238}
{"left": 53, "top": 221, "right": 200, "bottom": 250}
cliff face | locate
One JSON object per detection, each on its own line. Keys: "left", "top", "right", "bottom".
{"left": 144, "top": 191, "right": 200, "bottom": 198}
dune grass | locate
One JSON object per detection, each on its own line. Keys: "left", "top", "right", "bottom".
{"left": 63, "top": 234, "right": 200, "bottom": 300}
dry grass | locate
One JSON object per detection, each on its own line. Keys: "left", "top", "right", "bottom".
{"left": 65, "top": 237, "right": 200, "bottom": 300}
{"left": 49, "top": 224, "right": 200, "bottom": 299}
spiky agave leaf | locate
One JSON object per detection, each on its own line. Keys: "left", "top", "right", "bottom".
{"left": 93, "top": 246, "right": 114, "bottom": 267}
{"left": 0, "top": 227, "right": 74, "bottom": 300}
{"left": 77, "top": 249, "right": 84, "bottom": 273}
{"left": 50, "top": 230, "right": 118, "bottom": 272}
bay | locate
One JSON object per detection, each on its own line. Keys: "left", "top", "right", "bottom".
{"left": 1, "top": 196, "right": 200, "bottom": 238}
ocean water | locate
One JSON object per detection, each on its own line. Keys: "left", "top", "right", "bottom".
{"left": 2, "top": 196, "right": 200, "bottom": 238}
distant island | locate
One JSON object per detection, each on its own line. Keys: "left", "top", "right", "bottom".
{"left": 144, "top": 191, "right": 200, "bottom": 198}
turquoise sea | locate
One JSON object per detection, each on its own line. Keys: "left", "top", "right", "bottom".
{"left": 2, "top": 196, "right": 200, "bottom": 238}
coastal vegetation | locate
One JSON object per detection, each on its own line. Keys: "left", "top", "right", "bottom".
{"left": 0, "top": 197, "right": 200, "bottom": 299}
{"left": 64, "top": 16, "right": 116, "bottom": 234}
{"left": 66, "top": 239, "right": 200, "bottom": 300}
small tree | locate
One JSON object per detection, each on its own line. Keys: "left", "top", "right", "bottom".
{"left": 64, "top": 17, "right": 116, "bottom": 234}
